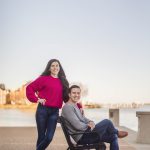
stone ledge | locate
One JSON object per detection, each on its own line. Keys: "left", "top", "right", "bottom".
{"left": 119, "top": 126, "right": 150, "bottom": 150}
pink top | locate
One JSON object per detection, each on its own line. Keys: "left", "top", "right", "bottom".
{"left": 77, "top": 103, "right": 83, "bottom": 109}
{"left": 26, "top": 76, "right": 63, "bottom": 108}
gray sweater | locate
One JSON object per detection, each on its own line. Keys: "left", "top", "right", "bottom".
{"left": 61, "top": 103, "right": 92, "bottom": 142}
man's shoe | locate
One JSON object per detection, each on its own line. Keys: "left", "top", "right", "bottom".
{"left": 118, "top": 131, "right": 128, "bottom": 138}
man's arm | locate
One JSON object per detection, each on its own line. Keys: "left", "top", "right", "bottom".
{"left": 62, "top": 105, "right": 88, "bottom": 131}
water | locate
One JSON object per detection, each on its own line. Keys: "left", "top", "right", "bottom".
{"left": 0, "top": 109, "right": 36, "bottom": 127}
{"left": 0, "top": 105, "right": 150, "bottom": 131}
{"left": 84, "top": 108, "right": 138, "bottom": 131}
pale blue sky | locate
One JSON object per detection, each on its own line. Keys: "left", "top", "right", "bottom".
{"left": 0, "top": 0, "right": 150, "bottom": 103}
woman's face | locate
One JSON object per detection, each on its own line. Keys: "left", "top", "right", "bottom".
{"left": 50, "top": 61, "right": 60, "bottom": 76}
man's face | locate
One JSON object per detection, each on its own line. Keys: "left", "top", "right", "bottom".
{"left": 69, "top": 88, "right": 81, "bottom": 103}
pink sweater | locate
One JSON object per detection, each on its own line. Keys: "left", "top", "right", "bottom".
{"left": 26, "top": 76, "right": 63, "bottom": 108}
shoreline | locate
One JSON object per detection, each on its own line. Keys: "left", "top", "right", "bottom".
{"left": 0, "top": 104, "right": 148, "bottom": 109}
{"left": 0, "top": 104, "right": 38, "bottom": 109}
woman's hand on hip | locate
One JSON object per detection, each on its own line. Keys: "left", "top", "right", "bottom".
{"left": 37, "top": 98, "right": 46, "bottom": 105}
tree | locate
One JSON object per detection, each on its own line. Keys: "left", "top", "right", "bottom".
{"left": 6, "top": 90, "right": 11, "bottom": 104}
{"left": 0, "top": 84, "right": 5, "bottom": 90}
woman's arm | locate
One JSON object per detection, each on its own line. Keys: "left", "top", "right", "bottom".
{"left": 26, "top": 76, "right": 43, "bottom": 103}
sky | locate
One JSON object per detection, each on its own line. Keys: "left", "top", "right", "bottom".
{"left": 0, "top": 0, "right": 150, "bottom": 103}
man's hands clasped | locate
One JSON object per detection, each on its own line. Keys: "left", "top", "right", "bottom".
{"left": 88, "top": 121, "right": 95, "bottom": 130}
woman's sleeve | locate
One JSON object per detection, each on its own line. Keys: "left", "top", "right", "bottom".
{"left": 26, "top": 76, "right": 43, "bottom": 103}
{"left": 77, "top": 103, "right": 82, "bottom": 109}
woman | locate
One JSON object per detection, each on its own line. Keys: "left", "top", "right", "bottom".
{"left": 26, "top": 59, "right": 69, "bottom": 150}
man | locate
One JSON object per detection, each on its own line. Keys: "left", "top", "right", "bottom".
{"left": 61, "top": 85, "right": 128, "bottom": 150}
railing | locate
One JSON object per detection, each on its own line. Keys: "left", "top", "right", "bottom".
{"left": 109, "top": 108, "right": 150, "bottom": 144}
{"left": 136, "top": 111, "right": 150, "bottom": 144}
{"left": 109, "top": 108, "right": 119, "bottom": 126}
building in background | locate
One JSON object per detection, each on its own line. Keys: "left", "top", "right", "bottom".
{"left": 0, "top": 82, "right": 32, "bottom": 105}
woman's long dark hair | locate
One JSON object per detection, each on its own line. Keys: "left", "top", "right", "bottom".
{"left": 41, "top": 59, "right": 69, "bottom": 102}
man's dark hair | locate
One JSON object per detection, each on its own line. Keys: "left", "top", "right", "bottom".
{"left": 68, "top": 85, "right": 81, "bottom": 93}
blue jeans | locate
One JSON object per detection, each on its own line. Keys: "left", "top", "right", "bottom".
{"left": 78, "top": 119, "right": 119, "bottom": 150}
{"left": 36, "top": 103, "right": 59, "bottom": 150}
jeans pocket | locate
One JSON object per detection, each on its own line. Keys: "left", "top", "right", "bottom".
{"left": 36, "top": 104, "right": 47, "bottom": 117}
